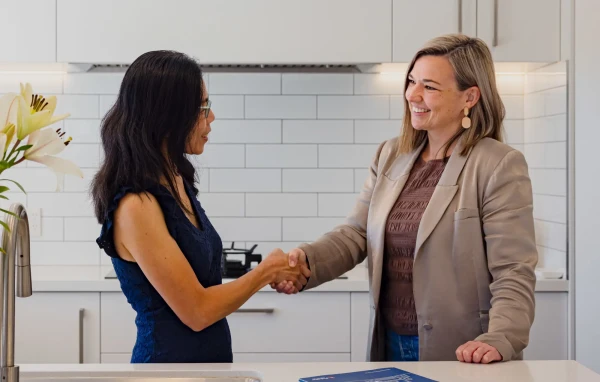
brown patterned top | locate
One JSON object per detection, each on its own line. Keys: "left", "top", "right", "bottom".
{"left": 380, "top": 155, "right": 447, "bottom": 335}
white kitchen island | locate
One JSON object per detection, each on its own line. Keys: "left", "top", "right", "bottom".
{"left": 18, "top": 360, "right": 600, "bottom": 382}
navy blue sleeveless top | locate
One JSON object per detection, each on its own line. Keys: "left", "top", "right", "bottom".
{"left": 96, "top": 181, "right": 232, "bottom": 363}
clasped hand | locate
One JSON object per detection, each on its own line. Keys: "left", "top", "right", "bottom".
{"left": 263, "top": 248, "right": 310, "bottom": 293}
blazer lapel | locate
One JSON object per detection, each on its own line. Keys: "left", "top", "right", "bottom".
{"left": 414, "top": 138, "right": 472, "bottom": 258}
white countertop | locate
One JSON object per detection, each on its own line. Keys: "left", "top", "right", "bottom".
{"left": 19, "top": 361, "right": 600, "bottom": 381}
{"left": 28, "top": 265, "right": 569, "bottom": 293}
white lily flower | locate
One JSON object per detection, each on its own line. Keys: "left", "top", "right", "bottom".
{"left": 16, "top": 83, "right": 70, "bottom": 140}
{"left": 24, "top": 127, "right": 83, "bottom": 190}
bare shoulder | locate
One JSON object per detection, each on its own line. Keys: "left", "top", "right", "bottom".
{"left": 115, "top": 192, "right": 163, "bottom": 223}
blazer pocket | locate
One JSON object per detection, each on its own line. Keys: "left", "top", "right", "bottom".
{"left": 454, "top": 208, "right": 480, "bottom": 221}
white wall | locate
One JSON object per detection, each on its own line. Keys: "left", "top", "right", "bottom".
{"left": 574, "top": 0, "right": 600, "bottom": 373}
{"left": 0, "top": 69, "right": 565, "bottom": 270}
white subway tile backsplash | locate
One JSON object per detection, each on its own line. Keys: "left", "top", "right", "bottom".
{"left": 282, "top": 74, "right": 353, "bottom": 95}
{"left": 60, "top": 144, "right": 101, "bottom": 168}
{"left": 355, "top": 169, "right": 370, "bottom": 192}
{"left": 247, "top": 145, "right": 317, "bottom": 168}
{"left": 64, "top": 168, "right": 97, "bottom": 192}
{"left": 536, "top": 245, "right": 567, "bottom": 269}
{"left": 210, "top": 218, "right": 281, "bottom": 241}
{"left": 63, "top": 73, "right": 124, "bottom": 94}
{"left": 318, "top": 194, "right": 359, "bottom": 217}
{"left": 211, "top": 95, "right": 245, "bottom": 119}
{"left": 354, "top": 74, "right": 404, "bottom": 95}
{"left": 524, "top": 142, "right": 566, "bottom": 169}
{"left": 496, "top": 74, "right": 525, "bottom": 95}
{"left": 283, "top": 169, "right": 354, "bottom": 192}
{"left": 197, "top": 194, "right": 245, "bottom": 217}
{"left": 533, "top": 195, "right": 567, "bottom": 224}
{"left": 29, "top": 193, "right": 95, "bottom": 217}
{"left": 524, "top": 93, "right": 545, "bottom": 119}
{"left": 246, "top": 194, "right": 317, "bottom": 217}
{"left": 529, "top": 169, "right": 567, "bottom": 196}
{"left": 319, "top": 145, "right": 379, "bottom": 168}
{"left": 318, "top": 96, "right": 389, "bottom": 119}
{"left": 64, "top": 217, "right": 101, "bottom": 241}
{"left": 0, "top": 73, "right": 63, "bottom": 94}
{"left": 194, "top": 144, "right": 245, "bottom": 168}
{"left": 355, "top": 120, "right": 401, "bottom": 144}
{"left": 1, "top": 168, "right": 62, "bottom": 192}
{"left": 502, "top": 95, "right": 525, "bottom": 119}
{"left": 209, "top": 73, "right": 281, "bottom": 95}
{"left": 209, "top": 120, "right": 281, "bottom": 143}
{"left": 283, "top": 120, "right": 353, "bottom": 143}
{"left": 55, "top": 95, "right": 99, "bottom": 119}
{"left": 503, "top": 120, "right": 524, "bottom": 144}
{"left": 246, "top": 96, "right": 316, "bottom": 119}
{"left": 390, "top": 96, "right": 405, "bottom": 119}
{"left": 524, "top": 114, "right": 567, "bottom": 143}
{"left": 534, "top": 220, "right": 567, "bottom": 251}
{"left": 30, "top": 242, "right": 100, "bottom": 266}
{"left": 99, "top": 95, "right": 117, "bottom": 117}
{"left": 31, "top": 217, "right": 64, "bottom": 242}
{"left": 209, "top": 169, "right": 281, "bottom": 192}
{"left": 283, "top": 218, "right": 345, "bottom": 241}
{"left": 545, "top": 87, "right": 567, "bottom": 116}
{"left": 253, "top": 242, "right": 303, "bottom": 255}
{"left": 64, "top": 119, "right": 101, "bottom": 143}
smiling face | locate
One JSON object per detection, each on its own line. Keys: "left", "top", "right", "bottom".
{"left": 405, "top": 55, "right": 474, "bottom": 135}
{"left": 186, "top": 81, "right": 214, "bottom": 155}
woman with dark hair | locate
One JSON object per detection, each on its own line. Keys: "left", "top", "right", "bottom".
{"left": 91, "top": 50, "right": 309, "bottom": 363}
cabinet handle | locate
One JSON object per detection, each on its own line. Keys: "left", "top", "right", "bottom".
{"left": 78, "top": 308, "right": 85, "bottom": 364}
{"left": 492, "top": 0, "right": 498, "bottom": 47}
{"left": 234, "top": 308, "right": 275, "bottom": 314}
{"left": 458, "top": 0, "right": 462, "bottom": 33}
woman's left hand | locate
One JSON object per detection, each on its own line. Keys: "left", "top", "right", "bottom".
{"left": 455, "top": 341, "right": 502, "bottom": 364}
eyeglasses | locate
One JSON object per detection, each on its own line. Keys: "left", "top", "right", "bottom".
{"left": 199, "top": 99, "right": 212, "bottom": 118}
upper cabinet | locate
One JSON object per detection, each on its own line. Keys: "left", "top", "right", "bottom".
{"left": 393, "top": 0, "right": 560, "bottom": 63}
{"left": 477, "top": 0, "right": 560, "bottom": 62}
{"left": 393, "top": 0, "right": 477, "bottom": 62}
{"left": 0, "top": 0, "right": 56, "bottom": 63}
{"left": 56, "top": 0, "right": 392, "bottom": 65}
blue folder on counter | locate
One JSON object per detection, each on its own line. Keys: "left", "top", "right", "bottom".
{"left": 299, "top": 367, "right": 437, "bottom": 382}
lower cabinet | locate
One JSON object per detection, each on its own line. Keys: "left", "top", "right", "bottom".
{"left": 349, "top": 291, "right": 569, "bottom": 362}
{"left": 15, "top": 292, "right": 100, "bottom": 364}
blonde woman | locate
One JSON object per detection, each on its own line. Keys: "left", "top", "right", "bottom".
{"left": 272, "top": 34, "right": 538, "bottom": 364}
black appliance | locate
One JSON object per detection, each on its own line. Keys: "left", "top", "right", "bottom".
{"left": 221, "top": 242, "right": 263, "bottom": 278}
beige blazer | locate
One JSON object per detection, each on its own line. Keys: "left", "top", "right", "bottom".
{"left": 299, "top": 136, "right": 538, "bottom": 362}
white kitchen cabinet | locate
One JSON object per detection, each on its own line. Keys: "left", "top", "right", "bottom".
{"left": 15, "top": 292, "right": 100, "bottom": 364}
{"left": 392, "top": 0, "right": 477, "bottom": 62}
{"left": 0, "top": 0, "right": 56, "bottom": 63}
{"left": 57, "top": 0, "right": 392, "bottom": 65}
{"left": 101, "top": 291, "right": 350, "bottom": 356}
{"left": 477, "top": 0, "right": 560, "bottom": 62}
{"left": 349, "top": 291, "right": 568, "bottom": 361}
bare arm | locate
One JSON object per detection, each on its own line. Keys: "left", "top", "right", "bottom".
{"left": 114, "top": 192, "right": 309, "bottom": 332}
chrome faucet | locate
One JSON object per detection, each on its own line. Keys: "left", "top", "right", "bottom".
{"left": 0, "top": 203, "right": 32, "bottom": 382}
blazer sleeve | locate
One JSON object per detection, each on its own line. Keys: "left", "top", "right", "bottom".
{"left": 475, "top": 149, "right": 538, "bottom": 360}
{"left": 299, "top": 140, "right": 388, "bottom": 290}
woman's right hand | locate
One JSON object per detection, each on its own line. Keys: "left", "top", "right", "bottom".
{"left": 259, "top": 248, "right": 311, "bottom": 292}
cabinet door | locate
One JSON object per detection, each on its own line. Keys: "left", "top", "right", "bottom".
{"left": 0, "top": 0, "right": 56, "bottom": 62}
{"left": 525, "top": 292, "right": 568, "bottom": 360}
{"left": 350, "top": 292, "right": 370, "bottom": 361}
{"left": 233, "top": 353, "right": 350, "bottom": 362}
{"left": 477, "top": 0, "right": 560, "bottom": 62}
{"left": 57, "top": 0, "right": 391, "bottom": 64}
{"left": 393, "top": 0, "right": 477, "bottom": 62}
{"left": 15, "top": 292, "right": 100, "bottom": 363}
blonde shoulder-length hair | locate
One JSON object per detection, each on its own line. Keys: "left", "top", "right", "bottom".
{"left": 398, "top": 34, "right": 505, "bottom": 156}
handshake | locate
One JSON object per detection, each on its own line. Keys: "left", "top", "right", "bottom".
{"left": 259, "top": 248, "right": 311, "bottom": 294}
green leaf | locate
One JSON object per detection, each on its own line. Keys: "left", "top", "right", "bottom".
{"left": 0, "top": 179, "right": 25, "bottom": 194}
{"left": 0, "top": 195, "right": 8, "bottom": 200}
{"left": 0, "top": 208, "right": 17, "bottom": 218}
{"left": 14, "top": 145, "right": 33, "bottom": 152}
{"left": 0, "top": 186, "right": 9, "bottom": 194}
{"left": 0, "top": 247, "right": 5, "bottom": 255}
{"left": 0, "top": 220, "right": 10, "bottom": 233}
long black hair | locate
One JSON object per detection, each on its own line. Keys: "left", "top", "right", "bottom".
{"left": 91, "top": 50, "right": 204, "bottom": 222}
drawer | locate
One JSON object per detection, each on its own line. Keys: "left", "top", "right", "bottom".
{"left": 101, "top": 292, "right": 351, "bottom": 354}
{"left": 229, "top": 292, "right": 350, "bottom": 353}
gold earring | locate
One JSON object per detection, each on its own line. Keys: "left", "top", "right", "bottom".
{"left": 462, "top": 106, "right": 471, "bottom": 129}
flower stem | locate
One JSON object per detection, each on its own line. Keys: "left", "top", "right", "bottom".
{"left": 5, "top": 139, "right": 21, "bottom": 163}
